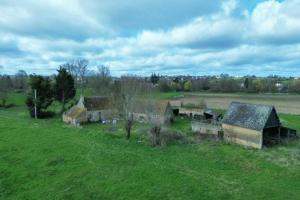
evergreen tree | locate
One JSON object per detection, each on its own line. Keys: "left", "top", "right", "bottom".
{"left": 54, "top": 67, "right": 76, "bottom": 114}
{"left": 150, "top": 73, "right": 159, "bottom": 84}
{"left": 26, "top": 75, "right": 54, "bottom": 118}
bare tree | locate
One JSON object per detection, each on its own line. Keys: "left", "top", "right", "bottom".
{"left": 112, "top": 76, "right": 150, "bottom": 139}
{"left": 61, "top": 62, "right": 77, "bottom": 79}
{"left": 61, "top": 59, "right": 89, "bottom": 95}
{"left": 14, "top": 70, "right": 28, "bottom": 91}
{"left": 75, "top": 59, "right": 89, "bottom": 95}
{"left": 89, "top": 65, "right": 112, "bottom": 95}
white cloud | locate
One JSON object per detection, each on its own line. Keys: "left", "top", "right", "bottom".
{"left": 0, "top": 0, "right": 300, "bottom": 76}
{"left": 251, "top": 0, "right": 300, "bottom": 43}
{"left": 222, "top": 0, "right": 238, "bottom": 16}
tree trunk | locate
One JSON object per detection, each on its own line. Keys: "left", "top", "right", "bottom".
{"left": 151, "top": 126, "right": 161, "bottom": 146}
{"left": 81, "top": 78, "right": 84, "bottom": 96}
{"left": 60, "top": 93, "right": 65, "bottom": 115}
{"left": 125, "top": 119, "right": 132, "bottom": 139}
{"left": 1, "top": 98, "right": 6, "bottom": 107}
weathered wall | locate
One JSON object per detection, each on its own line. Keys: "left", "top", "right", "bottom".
{"left": 132, "top": 113, "right": 168, "bottom": 125}
{"left": 87, "top": 111, "right": 100, "bottom": 122}
{"left": 62, "top": 111, "right": 88, "bottom": 126}
{"left": 222, "top": 124, "right": 263, "bottom": 149}
{"left": 192, "top": 121, "right": 221, "bottom": 135}
{"left": 179, "top": 108, "right": 204, "bottom": 117}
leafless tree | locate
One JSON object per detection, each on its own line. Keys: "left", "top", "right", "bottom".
{"left": 61, "top": 59, "right": 89, "bottom": 95}
{"left": 75, "top": 59, "right": 89, "bottom": 95}
{"left": 14, "top": 70, "right": 28, "bottom": 91}
{"left": 89, "top": 65, "right": 112, "bottom": 95}
{"left": 61, "top": 62, "right": 77, "bottom": 79}
{"left": 112, "top": 76, "right": 150, "bottom": 139}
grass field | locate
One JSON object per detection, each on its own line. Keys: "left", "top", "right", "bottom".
{"left": 1, "top": 92, "right": 300, "bottom": 200}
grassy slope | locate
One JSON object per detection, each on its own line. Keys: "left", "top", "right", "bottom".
{"left": 1, "top": 92, "right": 300, "bottom": 200}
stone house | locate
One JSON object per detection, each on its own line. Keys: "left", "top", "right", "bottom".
{"left": 63, "top": 96, "right": 116, "bottom": 125}
{"left": 130, "top": 100, "right": 174, "bottom": 125}
{"left": 222, "top": 102, "right": 297, "bottom": 149}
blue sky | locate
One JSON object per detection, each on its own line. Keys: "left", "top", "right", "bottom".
{"left": 0, "top": 0, "right": 300, "bottom": 76}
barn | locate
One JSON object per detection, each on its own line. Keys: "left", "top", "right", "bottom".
{"left": 222, "top": 102, "right": 297, "bottom": 149}
{"left": 130, "top": 100, "right": 174, "bottom": 125}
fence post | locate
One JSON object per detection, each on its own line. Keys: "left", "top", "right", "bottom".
{"left": 34, "top": 89, "right": 37, "bottom": 120}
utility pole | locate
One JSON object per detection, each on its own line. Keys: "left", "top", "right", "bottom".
{"left": 34, "top": 89, "right": 37, "bottom": 119}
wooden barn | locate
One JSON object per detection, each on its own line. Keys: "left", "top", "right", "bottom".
{"left": 222, "top": 102, "right": 297, "bottom": 149}
{"left": 130, "top": 100, "right": 174, "bottom": 125}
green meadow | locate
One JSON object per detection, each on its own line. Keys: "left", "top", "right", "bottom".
{"left": 1, "top": 92, "right": 300, "bottom": 200}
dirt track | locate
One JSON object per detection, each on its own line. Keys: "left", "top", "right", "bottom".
{"left": 178, "top": 93, "right": 300, "bottom": 115}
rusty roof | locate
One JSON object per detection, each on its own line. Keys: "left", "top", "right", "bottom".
{"left": 222, "top": 102, "right": 280, "bottom": 131}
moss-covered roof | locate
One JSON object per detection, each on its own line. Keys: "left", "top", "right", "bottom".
{"left": 84, "top": 96, "right": 111, "bottom": 111}
{"left": 131, "top": 100, "right": 171, "bottom": 116}
{"left": 222, "top": 102, "right": 280, "bottom": 131}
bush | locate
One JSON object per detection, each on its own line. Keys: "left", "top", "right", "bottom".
{"left": 144, "top": 127, "right": 192, "bottom": 146}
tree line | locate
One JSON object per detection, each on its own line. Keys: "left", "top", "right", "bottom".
{"left": 1, "top": 64, "right": 300, "bottom": 111}
{"left": 151, "top": 74, "right": 300, "bottom": 94}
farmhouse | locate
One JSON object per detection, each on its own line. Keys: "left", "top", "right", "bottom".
{"left": 63, "top": 96, "right": 116, "bottom": 125}
{"left": 130, "top": 100, "right": 174, "bottom": 125}
{"left": 222, "top": 102, "right": 297, "bottom": 149}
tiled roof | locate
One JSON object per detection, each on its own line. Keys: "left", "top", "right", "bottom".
{"left": 222, "top": 102, "right": 280, "bottom": 131}
{"left": 131, "top": 100, "right": 170, "bottom": 116}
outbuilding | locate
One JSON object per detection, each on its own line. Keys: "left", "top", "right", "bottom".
{"left": 222, "top": 102, "right": 297, "bottom": 149}
{"left": 130, "top": 100, "right": 174, "bottom": 125}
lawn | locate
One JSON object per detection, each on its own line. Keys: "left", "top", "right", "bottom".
{"left": 1, "top": 92, "right": 300, "bottom": 200}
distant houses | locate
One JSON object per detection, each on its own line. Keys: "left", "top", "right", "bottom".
{"left": 222, "top": 102, "right": 297, "bottom": 149}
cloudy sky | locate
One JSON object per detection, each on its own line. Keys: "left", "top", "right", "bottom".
{"left": 0, "top": 0, "right": 300, "bottom": 76}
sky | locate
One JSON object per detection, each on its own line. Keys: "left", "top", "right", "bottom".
{"left": 0, "top": 0, "right": 300, "bottom": 76}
